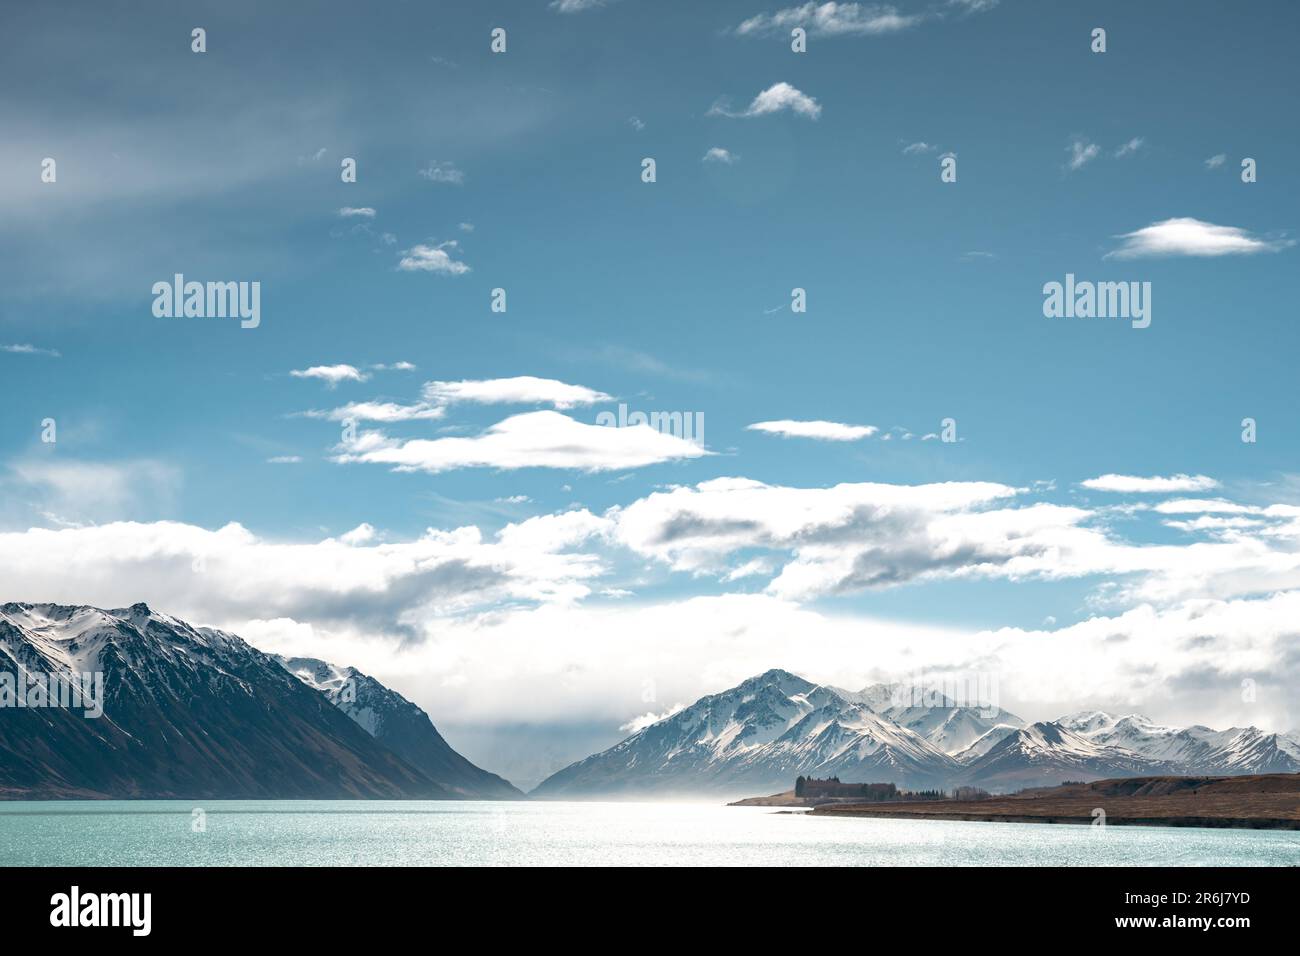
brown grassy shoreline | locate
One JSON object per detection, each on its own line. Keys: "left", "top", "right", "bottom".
{"left": 752, "top": 774, "right": 1300, "bottom": 830}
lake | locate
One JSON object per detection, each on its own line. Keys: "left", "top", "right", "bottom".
{"left": 2, "top": 800, "right": 1297, "bottom": 866}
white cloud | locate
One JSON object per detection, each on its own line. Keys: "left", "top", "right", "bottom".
{"left": 1065, "top": 137, "right": 1100, "bottom": 171}
{"left": 229, "top": 588, "right": 1299, "bottom": 737}
{"left": 620, "top": 704, "right": 686, "bottom": 733}
{"left": 302, "top": 401, "right": 445, "bottom": 424}
{"left": 550, "top": 0, "right": 609, "bottom": 11}
{"left": 0, "top": 515, "right": 610, "bottom": 635}
{"left": 611, "top": 476, "right": 1048, "bottom": 590}
{"left": 417, "top": 160, "right": 464, "bottom": 185}
{"left": 339, "top": 523, "right": 376, "bottom": 545}
{"left": 1205, "top": 153, "right": 1227, "bottom": 169}
{"left": 457, "top": 222, "right": 474, "bottom": 233}
{"left": 1114, "top": 137, "right": 1144, "bottom": 158}
{"left": 422, "top": 376, "right": 612, "bottom": 409}
{"left": 747, "top": 419, "right": 878, "bottom": 441}
{"left": 7, "top": 459, "right": 181, "bottom": 524}
{"left": 290, "top": 364, "right": 369, "bottom": 387}
{"left": 267, "top": 456, "right": 302, "bottom": 464}
{"left": 1151, "top": 498, "right": 1258, "bottom": 515}
{"left": 398, "top": 241, "right": 470, "bottom": 274}
{"left": 369, "top": 361, "right": 416, "bottom": 372}
{"left": 338, "top": 206, "right": 376, "bottom": 218}
{"left": 1105, "top": 218, "right": 1294, "bottom": 259}
{"left": 702, "top": 147, "right": 739, "bottom": 164}
{"left": 2, "top": 343, "right": 61, "bottom": 357}
{"left": 736, "top": 4, "right": 923, "bottom": 37}
{"left": 902, "top": 141, "right": 935, "bottom": 155}
{"left": 335, "top": 410, "right": 708, "bottom": 474}
{"left": 710, "top": 82, "right": 822, "bottom": 119}
{"left": 1081, "top": 473, "right": 1220, "bottom": 494}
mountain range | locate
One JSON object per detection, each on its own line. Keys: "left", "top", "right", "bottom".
{"left": 4, "top": 605, "right": 1296, "bottom": 801}
{"left": 533, "top": 669, "right": 1300, "bottom": 798}
{"left": 0, "top": 602, "right": 519, "bottom": 799}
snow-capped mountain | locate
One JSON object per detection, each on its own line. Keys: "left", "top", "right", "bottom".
{"left": 533, "top": 669, "right": 962, "bottom": 798}
{"left": 1059, "top": 711, "right": 1300, "bottom": 777}
{"left": 534, "top": 672, "right": 1300, "bottom": 797}
{"left": 0, "top": 602, "right": 515, "bottom": 799}
{"left": 275, "top": 655, "right": 520, "bottom": 798}
{"left": 952, "top": 724, "right": 1022, "bottom": 764}
{"left": 857, "top": 684, "right": 1025, "bottom": 755}
{"left": 961, "top": 721, "right": 1170, "bottom": 789}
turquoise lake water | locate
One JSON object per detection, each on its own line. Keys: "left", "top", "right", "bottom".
{"left": 2, "top": 800, "right": 1297, "bottom": 866}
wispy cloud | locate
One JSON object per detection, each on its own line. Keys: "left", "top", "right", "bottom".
{"left": 1205, "top": 153, "right": 1227, "bottom": 169}
{"left": 702, "top": 146, "right": 740, "bottom": 164}
{"left": 2, "top": 343, "right": 61, "bottom": 357}
{"left": 1081, "top": 473, "right": 1220, "bottom": 494}
{"left": 902, "top": 141, "right": 936, "bottom": 155}
{"left": 1113, "top": 137, "right": 1145, "bottom": 158}
{"left": 1065, "top": 137, "right": 1100, "bottom": 171}
{"left": 736, "top": 3, "right": 923, "bottom": 37}
{"left": 301, "top": 401, "right": 445, "bottom": 424}
{"left": 338, "top": 206, "right": 376, "bottom": 218}
{"left": 747, "top": 419, "right": 879, "bottom": 441}
{"left": 550, "top": 0, "right": 611, "bottom": 12}
{"left": 417, "top": 160, "right": 465, "bottom": 185}
{"left": 1105, "top": 218, "right": 1295, "bottom": 259}
{"left": 710, "top": 82, "right": 822, "bottom": 119}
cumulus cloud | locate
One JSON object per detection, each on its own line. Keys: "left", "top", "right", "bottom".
{"left": 422, "top": 376, "right": 612, "bottom": 409}
{"left": 610, "top": 476, "right": 1084, "bottom": 597}
{"left": 6, "top": 475, "right": 1300, "bottom": 740}
{"left": 1081, "top": 473, "right": 1220, "bottom": 494}
{"left": 1105, "top": 218, "right": 1295, "bottom": 259}
{"left": 290, "top": 364, "right": 369, "bottom": 387}
{"left": 747, "top": 419, "right": 879, "bottom": 441}
{"left": 736, "top": 3, "right": 923, "bottom": 37}
{"left": 232, "top": 588, "right": 1300, "bottom": 743}
{"left": 398, "top": 241, "right": 470, "bottom": 274}
{"left": 335, "top": 410, "right": 709, "bottom": 474}
{"left": 0, "top": 515, "right": 610, "bottom": 637}
{"left": 710, "top": 82, "right": 822, "bottom": 119}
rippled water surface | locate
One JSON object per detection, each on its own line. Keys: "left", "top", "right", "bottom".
{"left": 2, "top": 800, "right": 1297, "bottom": 866}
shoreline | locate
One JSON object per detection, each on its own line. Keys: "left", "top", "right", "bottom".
{"left": 809, "top": 806, "right": 1300, "bottom": 830}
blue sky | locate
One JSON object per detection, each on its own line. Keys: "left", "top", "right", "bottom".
{"left": 2, "top": 0, "right": 1298, "bottom": 785}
